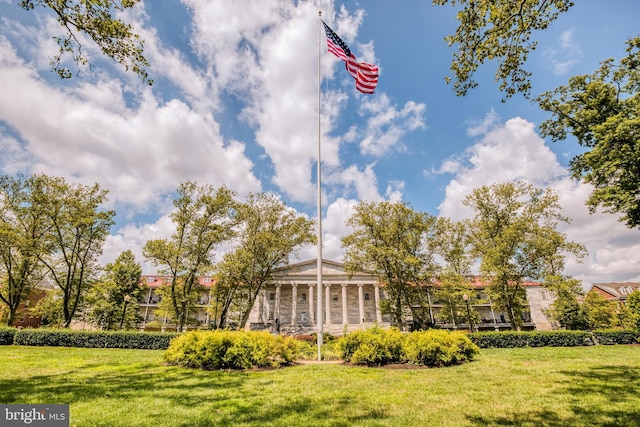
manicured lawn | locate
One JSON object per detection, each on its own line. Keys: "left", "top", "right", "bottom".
{"left": 1, "top": 345, "right": 639, "bottom": 426}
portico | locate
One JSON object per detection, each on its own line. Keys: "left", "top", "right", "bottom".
{"left": 247, "top": 259, "right": 390, "bottom": 335}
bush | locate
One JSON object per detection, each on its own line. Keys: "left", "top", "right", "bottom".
{"left": 163, "top": 330, "right": 298, "bottom": 370}
{"left": 593, "top": 329, "right": 640, "bottom": 345}
{"left": 339, "top": 327, "right": 405, "bottom": 366}
{"left": 403, "top": 330, "right": 480, "bottom": 367}
{"left": 469, "top": 330, "right": 595, "bottom": 348}
{"left": 13, "top": 329, "right": 179, "bottom": 349}
{"left": 0, "top": 327, "right": 17, "bottom": 345}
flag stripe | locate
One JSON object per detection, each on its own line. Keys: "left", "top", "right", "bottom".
{"left": 322, "top": 20, "right": 379, "bottom": 94}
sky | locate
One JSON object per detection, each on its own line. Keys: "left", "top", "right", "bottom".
{"left": 0, "top": 0, "right": 639, "bottom": 289}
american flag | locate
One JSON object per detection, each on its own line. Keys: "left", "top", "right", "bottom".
{"left": 322, "top": 20, "right": 379, "bottom": 94}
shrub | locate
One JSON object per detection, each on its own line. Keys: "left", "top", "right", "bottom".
{"left": 0, "top": 327, "right": 17, "bottom": 345}
{"left": 163, "top": 330, "right": 297, "bottom": 370}
{"left": 13, "top": 329, "right": 179, "bottom": 349}
{"left": 593, "top": 329, "right": 640, "bottom": 345}
{"left": 338, "top": 327, "right": 404, "bottom": 366}
{"left": 403, "top": 330, "right": 480, "bottom": 367}
{"left": 469, "top": 330, "right": 594, "bottom": 348}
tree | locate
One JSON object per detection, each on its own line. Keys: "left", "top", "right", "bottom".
{"left": 85, "top": 249, "right": 142, "bottom": 329}
{"left": 582, "top": 291, "right": 614, "bottom": 330}
{"left": 212, "top": 192, "right": 315, "bottom": 330}
{"left": 544, "top": 275, "right": 588, "bottom": 330}
{"left": 536, "top": 37, "right": 640, "bottom": 228}
{"left": 342, "top": 201, "right": 437, "bottom": 330}
{"left": 464, "top": 181, "right": 585, "bottom": 330}
{"left": 623, "top": 290, "right": 640, "bottom": 329}
{"left": 0, "top": 175, "right": 49, "bottom": 326}
{"left": 143, "top": 182, "right": 236, "bottom": 332}
{"left": 20, "top": 0, "right": 151, "bottom": 84}
{"left": 430, "top": 218, "right": 478, "bottom": 329}
{"left": 36, "top": 176, "right": 114, "bottom": 328}
{"left": 434, "top": 0, "right": 574, "bottom": 99}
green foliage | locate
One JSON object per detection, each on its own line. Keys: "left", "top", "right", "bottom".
{"left": 213, "top": 192, "right": 315, "bottom": 329}
{"left": 144, "top": 183, "right": 236, "bottom": 331}
{"left": 582, "top": 291, "right": 615, "bottom": 330}
{"left": 163, "top": 330, "right": 297, "bottom": 370}
{"left": 544, "top": 275, "right": 589, "bottom": 330}
{"left": 537, "top": 37, "right": 640, "bottom": 227}
{"left": 20, "top": 0, "right": 151, "bottom": 84}
{"left": 625, "top": 290, "right": 640, "bottom": 329}
{"left": 13, "top": 329, "right": 178, "bottom": 349}
{"left": 403, "top": 329, "right": 479, "bottom": 367}
{"left": 85, "top": 250, "right": 142, "bottom": 330}
{"left": 341, "top": 201, "right": 437, "bottom": 329}
{"left": 434, "top": 0, "right": 574, "bottom": 99}
{"left": 592, "top": 330, "right": 640, "bottom": 345}
{"left": 464, "top": 182, "right": 585, "bottom": 330}
{"left": 338, "top": 327, "right": 478, "bottom": 367}
{"left": 469, "top": 330, "right": 595, "bottom": 348}
{"left": 0, "top": 327, "right": 17, "bottom": 345}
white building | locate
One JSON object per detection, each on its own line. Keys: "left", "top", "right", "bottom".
{"left": 138, "top": 259, "right": 555, "bottom": 333}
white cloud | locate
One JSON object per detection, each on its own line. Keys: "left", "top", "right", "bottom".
{"left": 541, "top": 28, "right": 582, "bottom": 75}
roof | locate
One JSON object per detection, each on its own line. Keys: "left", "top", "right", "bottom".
{"left": 590, "top": 282, "right": 640, "bottom": 299}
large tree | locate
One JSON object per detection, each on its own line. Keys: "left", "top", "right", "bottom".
{"left": 212, "top": 192, "right": 315, "bottom": 330}
{"left": 434, "top": 0, "right": 574, "bottom": 99}
{"left": 36, "top": 176, "right": 114, "bottom": 328}
{"left": 85, "top": 249, "right": 142, "bottom": 329}
{"left": 464, "top": 181, "right": 585, "bottom": 330}
{"left": 143, "top": 182, "right": 236, "bottom": 332}
{"left": 536, "top": 37, "right": 640, "bottom": 228}
{"left": 544, "top": 274, "right": 588, "bottom": 330}
{"left": 0, "top": 175, "right": 49, "bottom": 326}
{"left": 20, "top": 0, "right": 151, "bottom": 83}
{"left": 341, "top": 201, "right": 437, "bottom": 330}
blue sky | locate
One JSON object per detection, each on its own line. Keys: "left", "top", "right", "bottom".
{"left": 0, "top": 0, "right": 639, "bottom": 287}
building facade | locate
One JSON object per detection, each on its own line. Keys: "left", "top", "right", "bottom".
{"left": 137, "top": 259, "right": 555, "bottom": 333}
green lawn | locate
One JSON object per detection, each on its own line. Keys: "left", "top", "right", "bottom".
{"left": 1, "top": 345, "right": 639, "bottom": 426}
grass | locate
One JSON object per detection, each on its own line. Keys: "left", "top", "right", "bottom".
{"left": 1, "top": 345, "right": 639, "bottom": 426}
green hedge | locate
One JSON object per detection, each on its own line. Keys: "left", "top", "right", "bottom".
{"left": 13, "top": 329, "right": 179, "bottom": 349}
{"left": 468, "top": 330, "right": 640, "bottom": 348}
{"left": 592, "top": 329, "right": 640, "bottom": 345}
{"left": 0, "top": 328, "right": 17, "bottom": 345}
{"left": 338, "top": 327, "right": 480, "bottom": 367}
{"left": 164, "top": 330, "right": 298, "bottom": 370}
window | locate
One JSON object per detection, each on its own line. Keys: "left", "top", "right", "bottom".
{"left": 301, "top": 292, "right": 307, "bottom": 301}
{"left": 364, "top": 293, "right": 370, "bottom": 301}
{"left": 146, "top": 277, "right": 155, "bottom": 282}
{"left": 269, "top": 293, "right": 275, "bottom": 301}
{"left": 332, "top": 293, "right": 338, "bottom": 301}
{"left": 202, "top": 277, "right": 211, "bottom": 283}
{"left": 620, "top": 287, "right": 628, "bottom": 295}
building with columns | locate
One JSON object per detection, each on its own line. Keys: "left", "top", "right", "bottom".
{"left": 136, "top": 258, "right": 555, "bottom": 333}
{"left": 246, "top": 259, "right": 390, "bottom": 335}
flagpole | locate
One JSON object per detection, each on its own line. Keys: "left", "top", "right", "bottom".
{"left": 316, "top": 10, "right": 324, "bottom": 361}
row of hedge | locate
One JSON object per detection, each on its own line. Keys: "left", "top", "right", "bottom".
{"left": 0, "top": 328, "right": 638, "bottom": 351}
{"left": 469, "top": 329, "right": 640, "bottom": 348}
{"left": 0, "top": 328, "right": 179, "bottom": 349}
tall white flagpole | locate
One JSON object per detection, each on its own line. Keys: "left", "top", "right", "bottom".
{"left": 316, "top": 10, "right": 324, "bottom": 361}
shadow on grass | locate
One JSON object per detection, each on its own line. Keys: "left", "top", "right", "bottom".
{"left": 0, "top": 361, "right": 389, "bottom": 426}
{"left": 465, "top": 364, "right": 640, "bottom": 427}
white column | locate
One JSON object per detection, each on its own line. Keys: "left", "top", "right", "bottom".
{"left": 374, "top": 284, "right": 383, "bottom": 323}
{"left": 342, "top": 284, "right": 348, "bottom": 325}
{"left": 325, "top": 284, "right": 331, "bottom": 324}
{"left": 291, "top": 284, "right": 298, "bottom": 325}
{"left": 308, "top": 284, "right": 315, "bottom": 324}
{"left": 358, "top": 284, "right": 365, "bottom": 325}
{"left": 275, "top": 284, "right": 282, "bottom": 331}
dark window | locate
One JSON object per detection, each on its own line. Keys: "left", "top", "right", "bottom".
{"left": 269, "top": 293, "right": 275, "bottom": 301}
{"left": 301, "top": 292, "right": 307, "bottom": 301}
{"left": 364, "top": 293, "right": 370, "bottom": 301}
